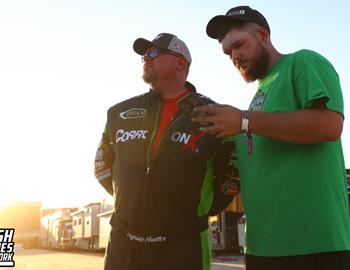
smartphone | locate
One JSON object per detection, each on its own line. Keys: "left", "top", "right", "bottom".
{"left": 177, "top": 92, "right": 204, "bottom": 115}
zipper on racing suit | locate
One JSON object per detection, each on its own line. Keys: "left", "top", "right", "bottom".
{"left": 145, "top": 97, "right": 187, "bottom": 174}
{"left": 146, "top": 98, "right": 162, "bottom": 175}
{"left": 151, "top": 112, "right": 186, "bottom": 162}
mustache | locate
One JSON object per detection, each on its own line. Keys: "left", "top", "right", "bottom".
{"left": 233, "top": 59, "right": 245, "bottom": 68}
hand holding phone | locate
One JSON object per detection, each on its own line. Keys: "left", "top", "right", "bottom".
{"left": 177, "top": 92, "right": 205, "bottom": 116}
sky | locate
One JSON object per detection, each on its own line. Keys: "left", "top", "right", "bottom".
{"left": 0, "top": 0, "right": 349, "bottom": 208}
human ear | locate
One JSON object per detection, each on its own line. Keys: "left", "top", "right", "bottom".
{"left": 257, "top": 27, "right": 269, "bottom": 43}
{"left": 176, "top": 57, "right": 186, "bottom": 71}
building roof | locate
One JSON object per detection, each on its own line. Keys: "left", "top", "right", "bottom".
{"left": 97, "top": 210, "right": 113, "bottom": 217}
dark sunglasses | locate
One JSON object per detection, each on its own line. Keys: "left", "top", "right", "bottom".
{"left": 141, "top": 48, "right": 181, "bottom": 62}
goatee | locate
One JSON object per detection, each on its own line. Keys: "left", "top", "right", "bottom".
{"left": 142, "top": 72, "right": 157, "bottom": 84}
{"left": 241, "top": 46, "right": 269, "bottom": 82}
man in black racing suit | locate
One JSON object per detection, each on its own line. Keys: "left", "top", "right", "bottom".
{"left": 94, "top": 33, "right": 239, "bottom": 270}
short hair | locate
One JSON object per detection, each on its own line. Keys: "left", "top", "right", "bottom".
{"left": 217, "top": 22, "right": 263, "bottom": 42}
{"left": 184, "top": 63, "right": 190, "bottom": 79}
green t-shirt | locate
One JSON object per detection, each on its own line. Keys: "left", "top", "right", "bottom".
{"left": 236, "top": 49, "right": 350, "bottom": 256}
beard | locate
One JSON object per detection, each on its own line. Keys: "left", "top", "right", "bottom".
{"left": 238, "top": 45, "right": 269, "bottom": 82}
{"left": 142, "top": 70, "right": 157, "bottom": 84}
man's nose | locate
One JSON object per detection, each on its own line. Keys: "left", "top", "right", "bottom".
{"left": 231, "top": 50, "right": 242, "bottom": 66}
{"left": 230, "top": 50, "right": 239, "bottom": 61}
{"left": 142, "top": 54, "right": 152, "bottom": 63}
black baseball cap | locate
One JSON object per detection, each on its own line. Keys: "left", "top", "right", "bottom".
{"left": 206, "top": 6, "right": 270, "bottom": 39}
{"left": 133, "top": 33, "right": 192, "bottom": 64}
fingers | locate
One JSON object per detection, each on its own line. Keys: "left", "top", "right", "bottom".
{"left": 191, "top": 104, "right": 241, "bottom": 137}
{"left": 193, "top": 104, "right": 217, "bottom": 115}
{"left": 192, "top": 114, "right": 215, "bottom": 126}
{"left": 199, "top": 124, "right": 227, "bottom": 138}
{"left": 191, "top": 104, "right": 240, "bottom": 137}
{"left": 191, "top": 104, "right": 218, "bottom": 125}
{"left": 199, "top": 124, "right": 218, "bottom": 135}
{"left": 192, "top": 104, "right": 219, "bottom": 133}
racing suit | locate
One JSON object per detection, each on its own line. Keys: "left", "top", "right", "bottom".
{"left": 94, "top": 82, "right": 239, "bottom": 270}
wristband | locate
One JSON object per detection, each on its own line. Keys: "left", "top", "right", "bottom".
{"left": 241, "top": 110, "right": 250, "bottom": 133}
{"left": 241, "top": 110, "right": 253, "bottom": 155}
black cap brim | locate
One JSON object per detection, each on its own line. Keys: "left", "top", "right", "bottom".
{"left": 206, "top": 15, "right": 253, "bottom": 39}
{"left": 133, "top": 38, "right": 154, "bottom": 55}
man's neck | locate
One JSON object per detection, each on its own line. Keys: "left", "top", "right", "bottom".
{"left": 268, "top": 49, "right": 283, "bottom": 71}
{"left": 151, "top": 81, "right": 188, "bottom": 99}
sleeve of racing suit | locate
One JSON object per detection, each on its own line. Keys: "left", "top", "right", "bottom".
{"left": 94, "top": 123, "right": 114, "bottom": 196}
{"left": 208, "top": 137, "right": 240, "bottom": 216}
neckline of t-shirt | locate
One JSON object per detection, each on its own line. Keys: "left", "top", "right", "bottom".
{"left": 258, "top": 54, "right": 290, "bottom": 88}
{"left": 163, "top": 89, "right": 190, "bottom": 102}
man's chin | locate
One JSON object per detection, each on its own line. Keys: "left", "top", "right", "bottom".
{"left": 239, "top": 70, "right": 256, "bottom": 83}
{"left": 142, "top": 74, "right": 156, "bottom": 84}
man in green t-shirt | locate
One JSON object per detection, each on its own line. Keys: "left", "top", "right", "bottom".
{"left": 192, "top": 5, "right": 350, "bottom": 270}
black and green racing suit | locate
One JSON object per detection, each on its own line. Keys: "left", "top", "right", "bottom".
{"left": 94, "top": 82, "right": 239, "bottom": 270}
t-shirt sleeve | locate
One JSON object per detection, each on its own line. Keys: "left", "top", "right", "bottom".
{"left": 294, "top": 50, "right": 344, "bottom": 116}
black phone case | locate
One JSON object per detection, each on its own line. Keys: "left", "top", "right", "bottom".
{"left": 177, "top": 93, "right": 204, "bottom": 114}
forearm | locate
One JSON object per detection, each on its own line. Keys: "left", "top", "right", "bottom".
{"left": 249, "top": 109, "right": 343, "bottom": 144}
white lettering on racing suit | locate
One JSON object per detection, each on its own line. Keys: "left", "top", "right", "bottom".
{"left": 116, "top": 129, "right": 148, "bottom": 143}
